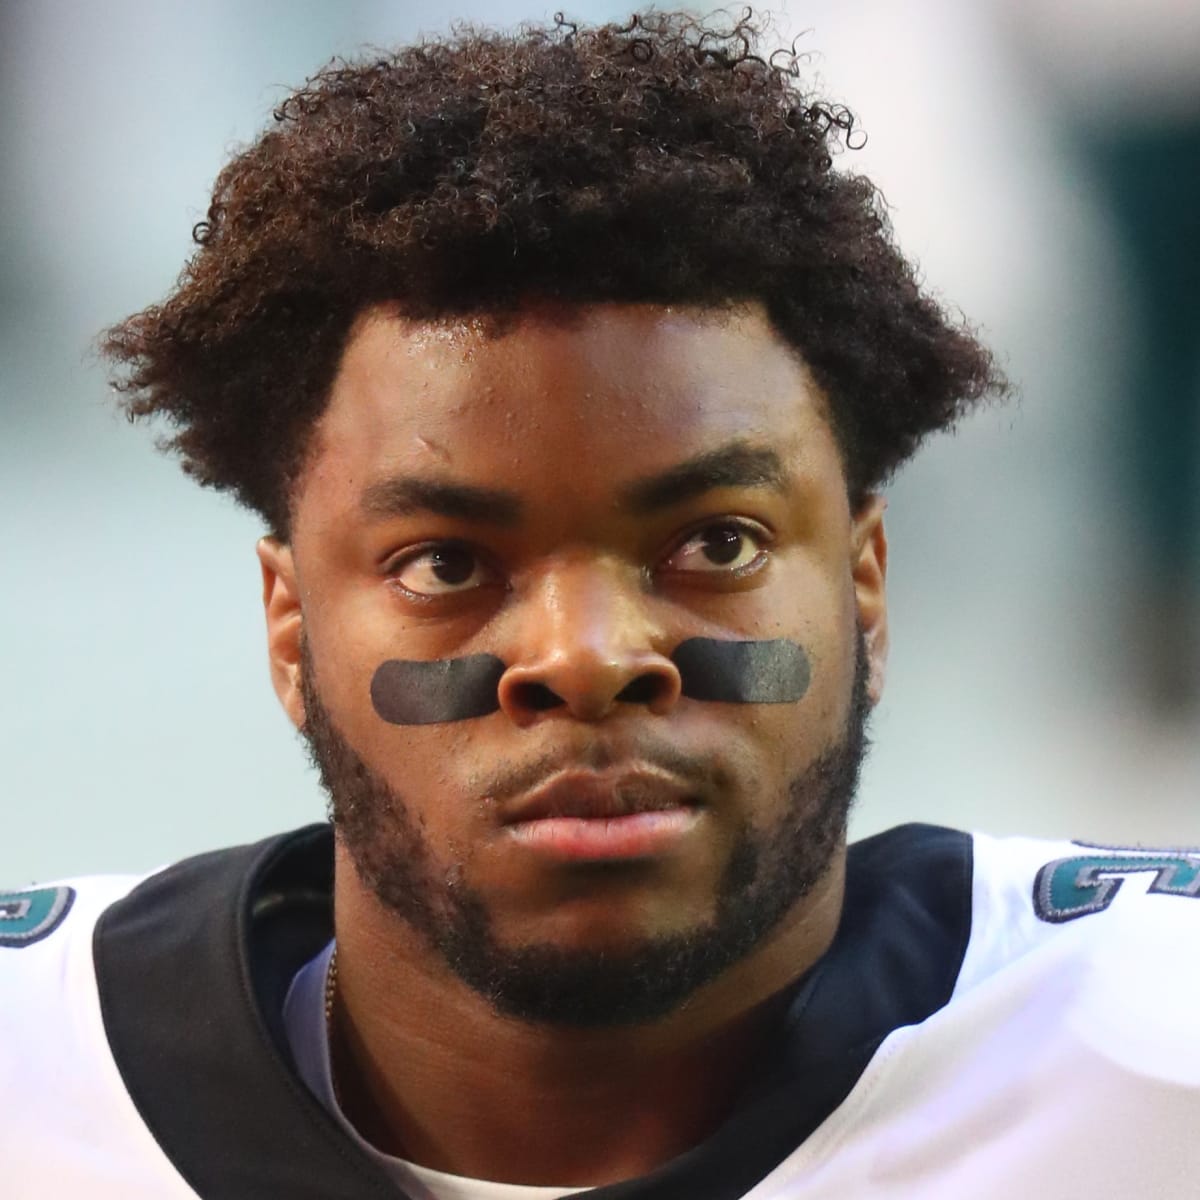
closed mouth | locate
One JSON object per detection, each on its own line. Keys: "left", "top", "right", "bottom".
{"left": 500, "top": 768, "right": 697, "bottom": 825}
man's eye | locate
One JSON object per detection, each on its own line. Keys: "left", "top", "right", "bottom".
{"left": 392, "top": 544, "right": 492, "bottom": 595}
{"left": 662, "top": 522, "right": 767, "bottom": 574}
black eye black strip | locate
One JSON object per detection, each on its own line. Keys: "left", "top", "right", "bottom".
{"left": 671, "top": 637, "right": 811, "bottom": 704}
{"left": 369, "top": 638, "right": 811, "bottom": 725}
{"left": 369, "top": 654, "right": 507, "bottom": 725}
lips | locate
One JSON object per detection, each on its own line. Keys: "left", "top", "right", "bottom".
{"left": 498, "top": 768, "right": 703, "bottom": 861}
{"left": 499, "top": 768, "right": 697, "bottom": 825}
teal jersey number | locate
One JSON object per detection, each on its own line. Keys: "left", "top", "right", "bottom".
{"left": 1034, "top": 854, "right": 1200, "bottom": 923}
{"left": 0, "top": 886, "right": 75, "bottom": 947}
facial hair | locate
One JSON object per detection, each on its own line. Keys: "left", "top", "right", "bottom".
{"left": 300, "top": 636, "right": 871, "bottom": 1028}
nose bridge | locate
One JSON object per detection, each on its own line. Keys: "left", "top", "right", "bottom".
{"left": 532, "top": 553, "right": 647, "bottom": 663}
{"left": 498, "top": 552, "right": 681, "bottom": 722}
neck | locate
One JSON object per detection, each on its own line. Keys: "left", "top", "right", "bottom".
{"left": 329, "top": 844, "right": 844, "bottom": 1187}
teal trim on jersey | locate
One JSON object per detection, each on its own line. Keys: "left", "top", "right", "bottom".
{"left": 1034, "top": 854, "right": 1200, "bottom": 924}
{"left": 0, "top": 886, "right": 75, "bottom": 947}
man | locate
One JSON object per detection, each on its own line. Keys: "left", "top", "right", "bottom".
{"left": 3, "top": 13, "right": 1197, "bottom": 1198}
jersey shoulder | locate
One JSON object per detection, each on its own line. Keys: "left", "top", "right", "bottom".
{"left": 1, "top": 870, "right": 151, "bottom": 1082}
{"left": 958, "top": 830, "right": 1200, "bottom": 1086}
{"left": 1, "top": 860, "right": 242, "bottom": 1200}
{"left": 787, "top": 830, "right": 1200, "bottom": 1193}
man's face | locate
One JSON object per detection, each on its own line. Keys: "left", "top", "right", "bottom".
{"left": 266, "top": 303, "right": 887, "bottom": 1025}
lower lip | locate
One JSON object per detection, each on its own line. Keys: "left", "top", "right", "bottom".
{"left": 505, "top": 808, "right": 701, "bottom": 861}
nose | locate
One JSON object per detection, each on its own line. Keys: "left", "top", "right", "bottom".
{"left": 496, "top": 557, "right": 682, "bottom": 725}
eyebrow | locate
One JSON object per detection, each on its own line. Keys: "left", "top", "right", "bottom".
{"left": 357, "top": 442, "right": 786, "bottom": 526}
{"left": 620, "top": 443, "right": 788, "bottom": 514}
{"left": 359, "top": 477, "right": 522, "bottom": 525}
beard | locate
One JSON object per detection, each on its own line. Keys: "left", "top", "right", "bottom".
{"left": 300, "top": 636, "right": 871, "bottom": 1029}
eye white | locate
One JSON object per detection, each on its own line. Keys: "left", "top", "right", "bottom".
{"left": 665, "top": 524, "right": 764, "bottom": 573}
{"left": 394, "top": 545, "right": 489, "bottom": 595}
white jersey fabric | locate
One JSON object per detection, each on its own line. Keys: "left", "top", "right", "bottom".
{"left": 3, "top": 824, "right": 1198, "bottom": 1199}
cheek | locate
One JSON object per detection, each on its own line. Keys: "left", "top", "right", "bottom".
{"left": 304, "top": 588, "right": 422, "bottom": 725}
{"left": 744, "top": 629, "right": 858, "bottom": 763}
{"left": 781, "top": 557, "right": 860, "bottom": 713}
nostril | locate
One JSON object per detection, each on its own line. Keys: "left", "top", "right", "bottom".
{"left": 513, "top": 682, "right": 565, "bottom": 712}
{"left": 615, "top": 675, "right": 665, "bottom": 705}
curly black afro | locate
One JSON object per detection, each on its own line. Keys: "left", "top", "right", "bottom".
{"left": 102, "top": 10, "right": 1005, "bottom": 538}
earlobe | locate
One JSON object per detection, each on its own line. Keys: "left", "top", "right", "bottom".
{"left": 851, "top": 496, "right": 889, "bottom": 705}
{"left": 257, "top": 537, "right": 306, "bottom": 730}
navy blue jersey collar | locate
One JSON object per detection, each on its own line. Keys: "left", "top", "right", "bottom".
{"left": 95, "top": 822, "right": 972, "bottom": 1200}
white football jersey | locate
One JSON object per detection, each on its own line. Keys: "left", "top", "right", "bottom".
{"left": 3, "top": 824, "right": 1198, "bottom": 1199}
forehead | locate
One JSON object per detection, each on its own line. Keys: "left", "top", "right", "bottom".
{"left": 300, "top": 302, "right": 840, "bottom": 517}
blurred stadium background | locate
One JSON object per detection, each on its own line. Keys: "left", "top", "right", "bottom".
{"left": 3, "top": 0, "right": 1197, "bottom": 884}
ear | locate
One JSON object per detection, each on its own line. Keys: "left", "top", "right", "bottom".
{"left": 257, "top": 537, "right": 306, "bottom": 730}
{"left": 850, "top": 495, "right": 889, "bottom": 705}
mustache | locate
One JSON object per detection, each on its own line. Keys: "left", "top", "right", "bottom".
{"left": 468, "top": 738, "right": 726, "bottom": 808}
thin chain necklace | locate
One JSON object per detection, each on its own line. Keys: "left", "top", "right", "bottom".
{"left": 323, "top": 943, "right": 344, "bottom": 1108}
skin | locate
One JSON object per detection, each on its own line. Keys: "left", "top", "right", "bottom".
{"left": 258, "top": 301, "right": 888, "bottom": 1185}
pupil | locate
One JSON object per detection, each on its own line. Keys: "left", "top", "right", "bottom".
{"left": 431, "top": 546, "right": 475, "bottom": 584}
{"left": 703, "top": 527, "right": 743, "bottom": 565}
